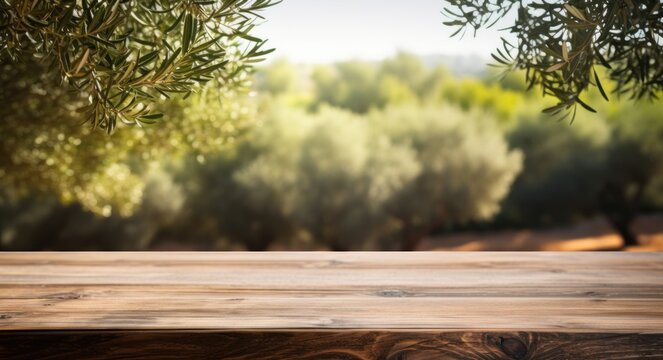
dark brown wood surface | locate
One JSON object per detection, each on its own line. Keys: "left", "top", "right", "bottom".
{"left": 1, "top": 252, "right": 662, "bottom": 359}
{"left": 2, "top": 331, "right": 663, "bottom": 360}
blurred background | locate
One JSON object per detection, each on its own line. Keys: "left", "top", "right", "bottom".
{"left": 1, "top": 0, "right": 662, "bottom": 251}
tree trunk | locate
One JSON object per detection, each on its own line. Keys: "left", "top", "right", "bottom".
{"left": 608, "top": 217, "right": 639, "bottom": 249}
{"left": 401, "top": 233, "right": 419, "bottom": 251}
{"left": 401, "top": 220, "right": 424, "bottom": 251}
{"left": 599, "top": 180, "right": 647, "bottom": 250}
{"left": 330, "top": 243, "right": 349, "bottom": 251}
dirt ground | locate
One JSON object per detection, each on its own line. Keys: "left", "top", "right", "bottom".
{"left": 152, "top": 214, "right": 663, "bottom": 251}
{"left": 420, "top": 214, "right": 663, "bottom": 251}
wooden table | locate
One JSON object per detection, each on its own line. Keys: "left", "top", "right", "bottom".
{"left": 1, "top": 252, "right": 662, "bottom": 359}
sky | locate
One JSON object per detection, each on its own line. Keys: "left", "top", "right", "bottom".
{"left": 253, "top": 0, "right": 513, "bottom": 63}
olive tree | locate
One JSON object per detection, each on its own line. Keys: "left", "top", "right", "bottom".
{"left": 0, "top": 0, "right": 275, "bottom": 216}
{"left": 601, "top": 103, "right": 663, "bottom": 247}
{"left": 291, "top": 107, "right": 421, "bottom": 250}
{"left": 370, "top": 106, "right": 523, "bottom": 250}
{"left": 1, "top": 0, "right": 277, "bottom": 132}
{"left": 0, "top": 58, "right": 254, "bottom": 216}
{"left": 444, "top": 0, "right": 663, "bottom": 119}
{"left": 502, "top": 104, "right": 663, "bottom": 248}
{"left": 230, "top": 106, "right": 420, "bottom": 250}
{"left": 501, "top": 111, "right": 611, "bottom": 227}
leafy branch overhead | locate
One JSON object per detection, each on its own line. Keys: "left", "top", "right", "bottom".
{"left": 444, "top": 0, "right": 663, "bottom": 120}
{"left": 0, "top": 0, "right": 278, "bottom": 133}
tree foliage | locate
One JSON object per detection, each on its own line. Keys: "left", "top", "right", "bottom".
{"left": 501, "top": 102, "right": 663, "bottom": 247}
{"left": 303, "top": 52, "right": 526, "bottom": 122}
{"left": 0, "top": 0, "right": 276, "bottom": 133}
{"left": 3, "top": 48, "right": 663, "bottom": 251}
{"left": 502, "top": 110, "right": 611, "bottom": 226}
{"left": 371, "top": 106, "right": 523, "bottom": 250}
{"left": 0, "top": 57, "right": 254, "bottom": 216}
{"left": 181, "top": 104, "right": 521, "bottom": 251}
{"left": 444, "top": 0, "right": 663, "bottom": 119}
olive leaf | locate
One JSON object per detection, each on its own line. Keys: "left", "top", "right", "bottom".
{"left": 444, "top": 0, "right": 663, "bottom": 121}
{"left": 0, "top": 0, "right": 280, "bottom": 134}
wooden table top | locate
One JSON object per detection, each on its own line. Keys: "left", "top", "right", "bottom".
{"left": 1, "top": 252, "right": 662, "bottom": 333}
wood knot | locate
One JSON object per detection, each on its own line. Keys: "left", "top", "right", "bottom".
{"left": 377, "top": 289, "right": 407, "bottom": 297}
{"left": 499, "top": 337, "right": 528, "bottom": 359}
{"left": 0, "top": 314, "right": 11, "bottom": 320}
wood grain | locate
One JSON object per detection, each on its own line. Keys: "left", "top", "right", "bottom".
{"left": 2, "top": 331, "right": 663, "bottom": 360}
{"left": 1, "top": 252, "right": 662, "bottom": 358}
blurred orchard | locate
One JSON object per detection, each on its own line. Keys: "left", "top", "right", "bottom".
{"left": 2, "top": 52, "right": 663, "bottom": 250}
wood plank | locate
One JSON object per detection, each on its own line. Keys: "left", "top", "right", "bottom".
{"left": 1, "top": 252, "right": 662, "bottom": 358}
{"left": 1, "top": 252, "right": 662, "bottom": 332}
{"left": 2, "top": 331, "right": 663, "bottom": 360}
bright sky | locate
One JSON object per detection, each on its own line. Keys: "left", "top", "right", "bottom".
{"left": 254, "top": 0, "right": 513, "bottom": 63}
